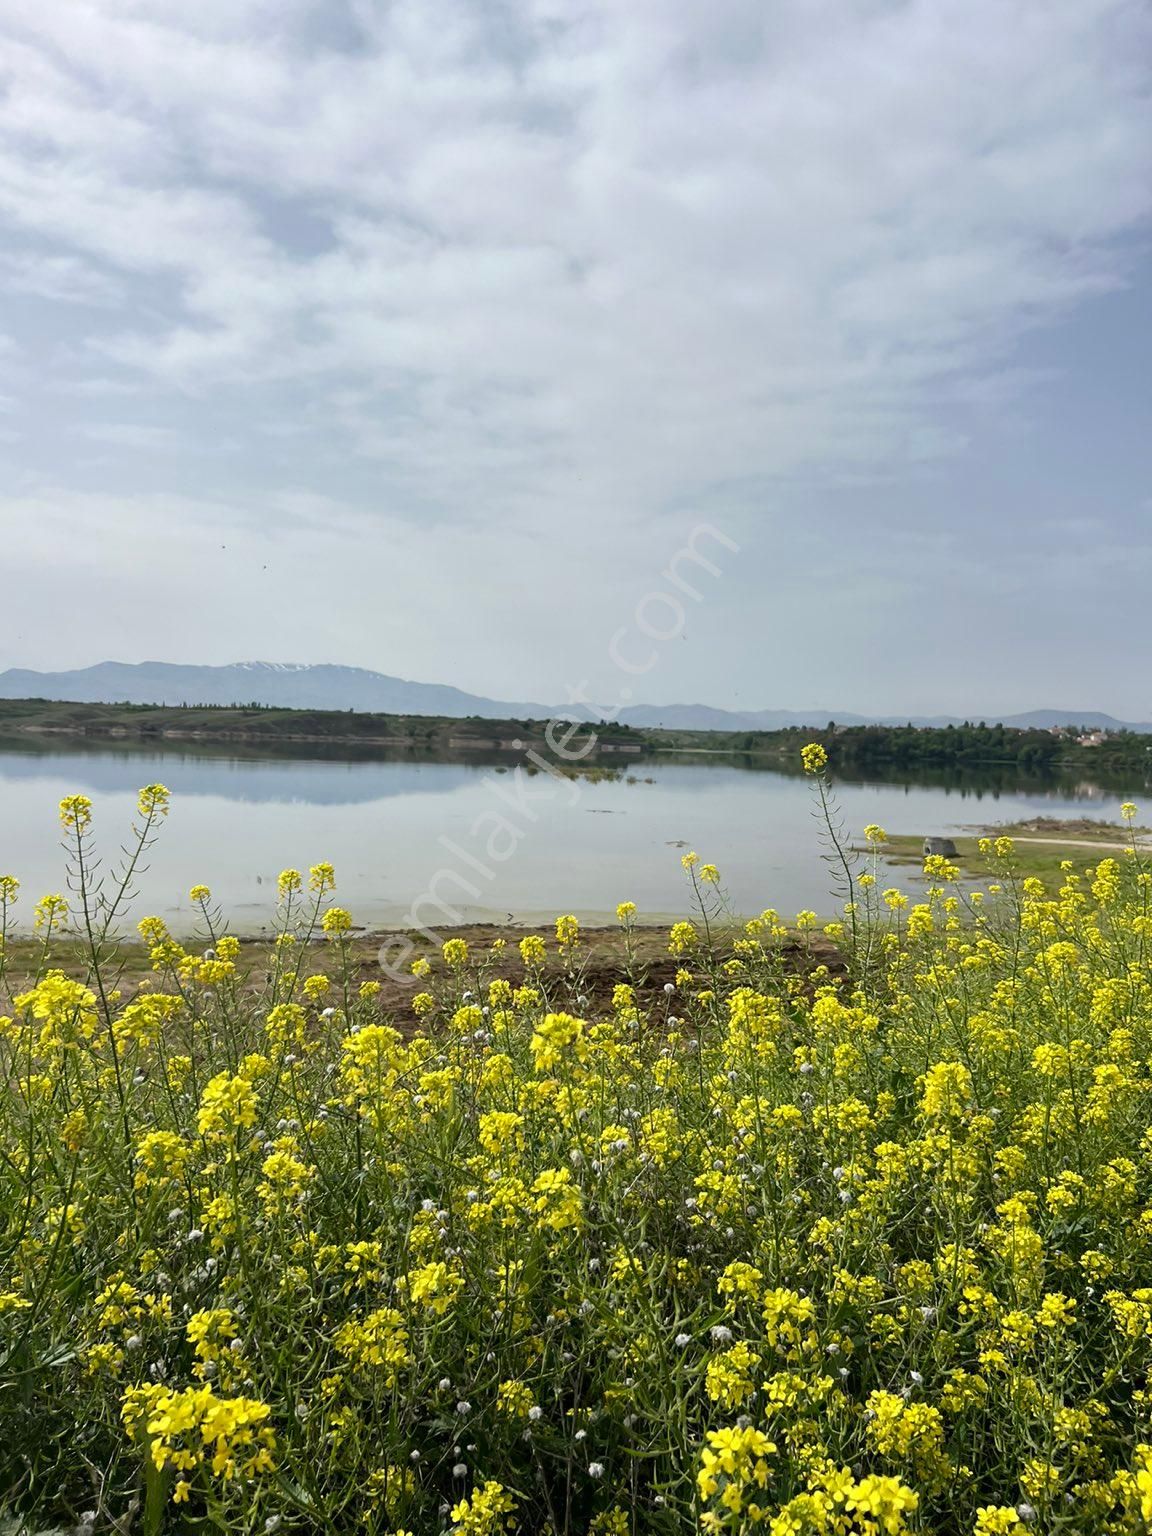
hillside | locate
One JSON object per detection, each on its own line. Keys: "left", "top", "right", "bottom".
{"left": 0, "top": 696, "right": 643, "bottom": 756}
{"left": 0, "top": 661, "right": 549, "bottom": 719}
{"left": 1, "top": 661, "right": 1147, "bottom": 734}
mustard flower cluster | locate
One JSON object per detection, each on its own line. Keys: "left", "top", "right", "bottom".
{"left": 2, "top": 776, "right": 1152, "bottom": 1536}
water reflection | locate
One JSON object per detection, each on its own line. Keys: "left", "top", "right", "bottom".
{"left": 0, "top": 734, "right": 1142, "bottom": 808}
{"left": 0, "top": 737, "right": 1144, "bottom": 932}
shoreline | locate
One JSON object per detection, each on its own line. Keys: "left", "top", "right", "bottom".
{"left": 0, "top": 923, "right": 846, "bottom": 1021}
{"left": 4, "top": 698, "right": 1151, "bottom": 779}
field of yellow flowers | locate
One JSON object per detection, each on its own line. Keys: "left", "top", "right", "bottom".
{"left": 3, "top": 751, "right": 1152, "bottom": 1536}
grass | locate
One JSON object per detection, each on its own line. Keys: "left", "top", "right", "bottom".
{"left": 864, "top": 818, "right": 1150, "bottom": 886}
{"left": 868, "top": 833, "right": 1087, "bottom": 885}
{"left": 977, "top": 816, "right": 1152, "bottom": 843}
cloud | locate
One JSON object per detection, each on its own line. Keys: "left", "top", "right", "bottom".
{"left": 0, "top": 0, "right": 1148, "bottom": 509}
{"left": 81, "top": 422, "right": 185, "bottom": 449}
{"left": 0, "top": 249, "right": 123, "bottom": 306}
{"left": 0, "top": 0, "right": 1149, "bottom": 710}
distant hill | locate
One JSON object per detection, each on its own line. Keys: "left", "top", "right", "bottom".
{"left": 0, "top": 661, "right": 549, "bottom": 720}
{"left": 625, "top": 705, "right": 1152, "bottom": 732}
{"left": 0, "top": 661, "right": 1148, "bottom": 734}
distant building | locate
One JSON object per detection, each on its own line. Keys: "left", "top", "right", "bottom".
{"left": 923, "top": 836, "right": 958, "bottom": 858}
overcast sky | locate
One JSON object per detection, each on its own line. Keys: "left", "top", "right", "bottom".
{"left": 0, "top": 0, "right": 1149, "bottom": 718}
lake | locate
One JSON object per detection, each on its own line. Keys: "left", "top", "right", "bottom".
{"left": 0, "top": 739, "right": 1144, "bottom": 934}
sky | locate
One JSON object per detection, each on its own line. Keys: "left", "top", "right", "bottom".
{"left": 0, "top": 0, "right": 1149, "bottom": 719}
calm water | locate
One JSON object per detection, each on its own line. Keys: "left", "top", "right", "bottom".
{"left": 0, "top": 740, "right": 1143, "bottom": 933}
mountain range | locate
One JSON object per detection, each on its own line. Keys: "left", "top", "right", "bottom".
{"left": 0, "top": 661, "right": 1148, "bottom": 734}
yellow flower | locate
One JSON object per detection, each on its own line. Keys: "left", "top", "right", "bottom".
{"left": 845, "top": 1475, "right": 918, "bottom": 1532}
{"left": 138, "top": 916, "right": 170, "bottom": 950}
{"left": 33, "top": 894, "right": 68, "bottom": 932}
{"left": 309, "top": 862, "right": 336, "bottom": 894}
{"left": 450, "top": 1481, "right": 516, "bottom": 1536}
{"left": 399, "top": 1261, "right": 464, "bottom": 1316}
{"left": 122, "top": 1383, "right": 275, "bottom": 1483}
{"left": 1036, "top": 1292, "right": 1076, "bottom": 1330}
{"left": 17, "top": 723, "right": 1152, "bottom": 1535}
{"left": 333, "top": 1308, "right": 411, "bottom": 1382}
{"left": 705, "top": 1342, "right": 762, "bottom": 1409}
{"left": 61, "top": 1107, "right": 88, "bottom": 1153}
{"left": 920, "top": 1061, "right": 973, "bottom": 1121}
{"left": 277, "top": 868, "right": 302, "bottom": 898}
{"left": 697, "top": 1424, "right": 776, "bottom": 1503}
{"left": 479, "top": 1110, "right": 524, "bottom": 1156}
{"left": 801, "top": 742, "right": 828, "bottom": 774}
{"left": 530, "top": 1012, "right": 584, "bottom": 1072}
{"left": 555, "top": 913, "right": 579, "bottom": 949}
{"left": 531, "top": 1166, "right": 583, "bottom": 1230}
{"left": 135, "top": 1130, "right": 191, "bottom": 1189}
{"left": 442, "top": 937, "right": 469, "bottom": 967}
{"left": 59, "top": 795, "right": 93, "bottom": 831}
{"left": 258, "top": 1146, "right": 313, "bottom": 1211}
{"left": 197, "top": 959, "right": 234, "bottom": 988}
{"left": 187, "top": 1307, "right": 237, "bottom": 1364}
{"left": 519, "top": 934, "right": 546, "bottom": 966}
{"left": 197, "top": 1071, "right": 258, "bottom": 1140}
{"left": 495, "top": 1379, "right": 535, "bottom": 1420}
{"left": 923, "top": 852, "right": 959, "bottom": 882}
{"left": 907, "top": 903, "right": 934, "bottom": 939}
{"left": 1133, "top": 1445, "right": 1152, "bottom": 1522}
{"left": 718, "top": 1261, "right": 763, "bottom": 1300}
{"left": 668, "top": 920, "right": 698, "bottom": 956}
{"left": 137, "top": 784, "right": 171, "bottom": 819}
{"left": 974, "top": 1508, "right": 1021, "bottom": 1534}
{"left": 189, "top": 885, "right": 211, "bottom": 903}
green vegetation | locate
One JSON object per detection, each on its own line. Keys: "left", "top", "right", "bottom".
{"left": 816, "top": 722, "right": 1152, "bottom": 776}
{"left": 868, "top": 828, "right": 1142, "bottom": 886}
{"left": 655, "top": 721, "right": 1152, "bottom": 780}
{"left": 985, "top": 816, "right": 1152, "bottom": 844}
{"left": 4, "top": 772, "right": 1152, "bottom": 1533}
{"left": 0, "top": 696, "right": 643, "bottom": 759}
{"left": 3, "top": 700, "right": 1151, "bottom": 785}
